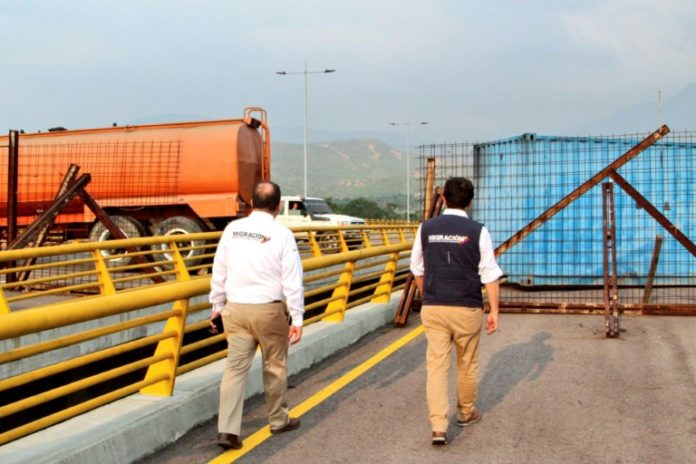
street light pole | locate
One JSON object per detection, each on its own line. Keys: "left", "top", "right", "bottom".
{"left": 276, "top": 63, "right": 335, "bottom": 197}
{"left": 303, "top": 63, "right": 308, "bottom": 198}
{"left": 389, "top": 120, "right": 429, "bottom": 221}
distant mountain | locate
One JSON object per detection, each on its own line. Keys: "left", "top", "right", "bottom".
{"left": 271, "top": 139, "right": 411, "bottom": 203}
{"left": 571, "top": 83, "right": 696, "bottom": 135}
{"left": 271, "top": 126, "right": 408, "bottom": 148}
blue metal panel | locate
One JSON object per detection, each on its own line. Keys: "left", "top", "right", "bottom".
{"left": 473, "top": 134, "right": 695, "bottom": 287}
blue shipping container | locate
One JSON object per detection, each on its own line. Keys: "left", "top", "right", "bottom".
{"left": 472, "top": 133, "right": 695, "bottom": 287}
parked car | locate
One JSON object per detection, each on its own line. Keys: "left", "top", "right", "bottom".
{"left": 276, "top": 196, "right": 365, "bottom": 251}
{"left": 276, "top": 196, "right": 365, "bottom": 226}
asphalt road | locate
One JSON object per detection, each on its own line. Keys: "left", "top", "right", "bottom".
{"left": 138, "top": 313, "right": 696, "bottom": 464}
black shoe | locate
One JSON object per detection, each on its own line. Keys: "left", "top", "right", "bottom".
{"left": 270, "top": 417, "right": 301, "bottom": 434}
{"left": 217, "top": 433, "right": 243, "bottom": 450}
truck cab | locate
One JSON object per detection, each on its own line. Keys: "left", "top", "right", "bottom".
{"left": 276, "top": 196, "right": 365, "bottom": 227}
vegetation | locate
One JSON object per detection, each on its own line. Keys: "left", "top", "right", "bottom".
{"left": 271, "top": 139, "right": 414, "bottom": 202}
{"left": 326, "top": 197, "right": 403, "bottom": 220}
{"left": 271, "top": 139, "right": 423, "bottom": 219}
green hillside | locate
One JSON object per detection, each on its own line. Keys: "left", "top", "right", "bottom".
{"left": 270, "top": 139, "right": 412, "bottom": 204}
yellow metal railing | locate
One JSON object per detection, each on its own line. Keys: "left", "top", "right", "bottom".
{"left": 0, "top": 224, "right": 416, "bottom": 445}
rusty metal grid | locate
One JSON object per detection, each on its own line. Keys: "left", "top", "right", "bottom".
{"left": 1, "top": 139, "right": 182, "bottom": 241}
{"left": 417, "top": 130, "right": 696, "bottom": 312}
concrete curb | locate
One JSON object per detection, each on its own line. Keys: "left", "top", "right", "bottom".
{"left": 0, "top": 296, "right": 400, "bottom": 464}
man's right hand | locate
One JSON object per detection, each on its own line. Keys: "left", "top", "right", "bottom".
{"left": 288, "top": 325, "right": 303, "bottom": 345}
{"left": 485, "top": 311, "right": 498, "bottom": 335}
{"left": 483, "top": 280, "right": 500, "bottom": 335}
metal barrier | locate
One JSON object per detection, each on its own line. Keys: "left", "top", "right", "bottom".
{"left": 0, "top": 224, "right": 416, "bottom": 312}
{"left": 0, "top": 224, "right": 415, "bottom": 445}
{"left": 418, "top": 129, "right": 696, "bottom": 315}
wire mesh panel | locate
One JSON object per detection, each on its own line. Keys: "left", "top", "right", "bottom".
{"left": 415, "top": 142, "right": 476, "bottom": 218}
{"left": 0, "top": 140, "right": 182, "bottom": 231}
{"left": 418, "top": 131, "right": 696, "bottom": 310}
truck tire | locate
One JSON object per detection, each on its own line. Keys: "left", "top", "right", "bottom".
{"left": 88, "top": 215, "right": 147, "bottom": 266}
{"left": 155, "top": 216, "right": 207, "bottom": 266}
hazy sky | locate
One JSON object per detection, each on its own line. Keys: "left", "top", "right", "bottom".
{"left": 2, "top": 0, "right": 695, "bottom": 144}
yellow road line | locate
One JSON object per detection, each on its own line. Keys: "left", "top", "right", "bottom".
{"left": 208, "top": 324, "right": 425, "bottom": 464}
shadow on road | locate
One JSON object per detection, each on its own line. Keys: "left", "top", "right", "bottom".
{"left": 478, "top": 331, "right": 554, "bottom": 413}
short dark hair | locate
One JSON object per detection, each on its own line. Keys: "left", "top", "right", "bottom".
{"left": 252, "top": 180, "right": 281, "bottom": 211}
{"left": 443, "top": 177, "right": 474, "bottom": 209}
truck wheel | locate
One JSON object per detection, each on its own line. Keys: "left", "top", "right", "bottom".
{"left": 88, "top": 215, "right": 147, "bottom": 266}
{"left": 156, "top": 216, "right": 207, "bottom": 266}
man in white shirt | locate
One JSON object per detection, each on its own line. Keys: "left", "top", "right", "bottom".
{"left": 209, "top": 180, "right": 304, "bottom": 450}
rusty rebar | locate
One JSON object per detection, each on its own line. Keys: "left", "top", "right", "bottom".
{"left": 602, "top": 182, "right": 620, "bottom": 337}
{"left": 423, "top": 158, "right": 436, "bottom": 219}
{"left": 642, "top": 235, "right": 663, "bottom": 304}
{"left": 498, "top": 301, "right": 695, "bottom": 316}
{"left": 17, "top": 164, "right": 81, "bottom": 282}
{"left": 6, "top": 130, "right": 19, "bottom": 283}
{"left": 78, "top": 188, "right": 165, "bottom": 284}
{"left": 393, "top": 273, "right": 418, "bottom": 327}
{"left": 608, "top": 170, "right": 696, "bottom": 257}
{"left": 7, "top": 174, "right": 91, "bottom": 251}
{"left": 7, "top": 130, "right": 19, "bottom": 248}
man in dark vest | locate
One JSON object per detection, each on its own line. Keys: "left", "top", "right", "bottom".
{"left": 410, "top": 177, "right": 503, "bottom": 446}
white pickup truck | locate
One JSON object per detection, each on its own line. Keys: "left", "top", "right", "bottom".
{"left": 276, "top": 196, "right": 365, "bottom": 252}
{"left": 275, "top": 196, "right": 365, "bottom": 227}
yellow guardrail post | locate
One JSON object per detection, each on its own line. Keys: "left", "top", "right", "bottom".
{"left": 308, "top": 231, "right": 322, "bottom": 257}
{"left": 92, "top": 249, "right": 116, "bottom": 295}
{"left": 361, "top": 230, "right": 372, "bottom": 248}
{"left": 322, "top": 261, "right": 355, "bottom": 322}
{"left": 338, "top": 229, "right": 348, "bottom": 253}
{"left": 381, "top": 228, "right": 391, "bottom": 245}
{"left": 170, "top": 242, "right": 191, "bottom": 281}
{"left": 372, "top": 251, "right": 399, "bottom": 303}
{"left": 140, "top": 242, "right": 190, "bottom": 396}
{"left": 0, "top": 286, "right": 9, "bottom": 314}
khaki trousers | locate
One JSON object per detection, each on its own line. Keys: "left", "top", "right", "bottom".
{"left": 421, "top": 304, "right": 483, "bottom": 433}
{"left": 217, "top": 301, "right": 290, "bottom": 435}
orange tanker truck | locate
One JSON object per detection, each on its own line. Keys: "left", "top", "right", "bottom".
{"left": 0, "top": 107, "right": 270, "bottom": 249}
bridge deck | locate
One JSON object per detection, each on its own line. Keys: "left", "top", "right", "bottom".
{"left": 138, "top": 313, "right": 696, "bottom": 464}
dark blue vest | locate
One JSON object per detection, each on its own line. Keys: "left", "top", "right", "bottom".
{"left": 420, "top": 214, "right": 483, "bottom": 307}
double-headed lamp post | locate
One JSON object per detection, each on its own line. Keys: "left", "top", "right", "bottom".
{"left": 389, "top": 120, "right": 429, "bottom": 221}
{"left": 276, "top": 63, "right": 336, "bottom": 197}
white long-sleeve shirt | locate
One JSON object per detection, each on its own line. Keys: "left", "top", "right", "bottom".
{"left": 410, "top": 208, "right": 503, "bottom": 284}
{"left": 209, "top": 210, "right": 304, "bottom": 327}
